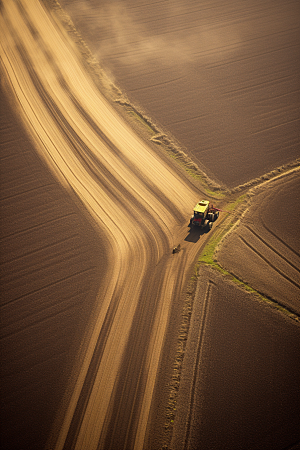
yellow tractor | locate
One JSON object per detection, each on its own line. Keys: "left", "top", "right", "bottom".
{"left": 190, "top": 200, "right": 220, "bottom": 231}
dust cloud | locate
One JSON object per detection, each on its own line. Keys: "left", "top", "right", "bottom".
{"left": 60, "top": 0, "right": 242, "bottom": 68}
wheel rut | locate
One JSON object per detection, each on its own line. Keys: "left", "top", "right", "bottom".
{"left": 1, "top": 2, "right": 202, "bottom": 449}
{"left": 183, "top": 278, "right": 215, "bottom": 450}
{"left": 238, "top": 234, "right": 300, "bottom": 289}
{"left": 245, "top": 225, "right": 300, "bottom": 272}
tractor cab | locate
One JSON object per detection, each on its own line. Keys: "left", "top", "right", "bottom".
{"left": 190, "top": 200, "right": 219, "bottom": 230}
{"left": 194, "top": 200, "right": 209, "bottom": 216}
{"left": 192, "top": 200, "right": 209, "bottom": 225}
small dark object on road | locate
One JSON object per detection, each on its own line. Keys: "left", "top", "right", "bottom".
{"left": 172, "top": 244, "right": 181, "bottom": 254}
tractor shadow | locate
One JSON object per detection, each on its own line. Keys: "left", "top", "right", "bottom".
{"left": 184, "top": 224, "right": 210, "bottom": 243}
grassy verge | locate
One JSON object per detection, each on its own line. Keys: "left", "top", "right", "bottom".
{"left": 225, "top": 193, "right": 247, "bottom": 211}
{"left": 197, "top": 192, "right": 249, "bottom": 267}
{"left": 162, "top": 170, "right": 300, "bottom": 449}
{"left": 197, "top": 201, "right": 299, "bottom": 321}
{"left": 199, "top": 257, "right": 299, "bottom": 321}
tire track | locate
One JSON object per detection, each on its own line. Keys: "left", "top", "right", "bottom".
{"left": 1, "top": 234, "right": 78, "bottom": 266}
{"left": 245, "top": 225, "right": 300, "bottom": 272}
{"left": 2, "top": 19, "right": 158, "bottom": 253}
{"left": 183, "top": 279, "right": 215, "bottom": 450}
{"left": 261, "top": 217, "right": 300, "bottom": 257}
{"left": 14, "top": 0, "right": 185, "bottom": 226}
{"left": 62, "top": 280, "right": 129, "bottom": 450}
{"left": 0, "top": 182, "right": 54, "bottom": 202}
{"left": 0, "top": 213, "right": 77, "bottom": 240}
{"left": 2, "top": 23, "right": 179, "bottom": 245}
{"left": 238, "top": 234, "right": 300, "bottom": 289}
{"left": 1, "top": 266, "right": 94, "bottom": 309}
{"left": 1, "top": 2, "right": 201, "bottom": 449}
{"left": 0, "top": 9, "right": 149, "bottom": 442}
{"left": 100, "top": 254, "right": 173, "bottom": 450}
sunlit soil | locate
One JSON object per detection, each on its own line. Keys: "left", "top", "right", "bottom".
{"left": 60, "top": 0, "right": 300, "bottom": 188}
{"left": 0, "top": 84, "right": 105, "bottom": 450}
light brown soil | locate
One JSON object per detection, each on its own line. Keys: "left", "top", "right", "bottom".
{"left": 59, "top": 0, "right": 300, "bottom": 188}
{"left": 0, "top": 82, "right": 106, "bottom": 449}
{"left": 0, "top": 2, "right": 211, "bottom": 449}
{"left": 217, "top": 171, "right": 300, "bottom": 315}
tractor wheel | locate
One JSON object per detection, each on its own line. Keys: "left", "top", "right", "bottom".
{"left": 204, "top": 219, "right": 211, "bottom": 232}
{"left": 214, "top": 211, "right": 219, "bottom": 221}
{"left": 204, "top": 220, "right": 213, "bottom": 233}
{"left": 207, "top": 213, "right": 214, "bottom": 222}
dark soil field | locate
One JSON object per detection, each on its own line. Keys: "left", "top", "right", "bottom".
{"left": 60, "top": 0, "right": 300, "bottom": 188}
{"left": 56, "top": 3, "right": 300, "bottom": 449}
{"left": 171, "top": 266, "right": 300, "bottom": 450}
{"left": 218, "top": 171, "right": 300, "bottom": 315}
{"left": 0, "top": 83, "right": 106, "bottom": 450}
{"left": 1, "top": 1, "right": 299, "bottom": 449}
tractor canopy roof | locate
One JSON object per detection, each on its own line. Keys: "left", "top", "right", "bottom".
{"left": 194, "top": 200, "right": 209, "bottom": 214}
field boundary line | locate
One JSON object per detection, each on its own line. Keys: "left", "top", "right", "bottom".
{"left": 231, "top": 160, "right": 300, "bottom": 194}
{"left": 261, "top": 218, "right": 300, "bottom": 258}
{"left": 182, "top": 278, "right": 214, "bottom": 450}
{"left": 238, "top": 234, "right": 300, "bottom": 289}
{"left": 244, "top": 225, "right": 300, "bottom": 272}
{"left": 196, "top": 167, "right": 300, "bottom": 322}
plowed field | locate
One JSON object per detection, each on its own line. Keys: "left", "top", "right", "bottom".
{"left": 171, "top": 267, "right": 300, "bottom": 450}
{"left": 0, "top": 83, "right": 105, "bottom": 450}
{"left": 0, "top": 2, "right": 212, "bottom": 449}
{"left": 218, "top": 171, "right": 300, "bottom": 315}
{"left": 1, "top": 1, "right": 299, "bottom": 450}
{"left": 60, "top": 0, "right": 300, "bottom": 188}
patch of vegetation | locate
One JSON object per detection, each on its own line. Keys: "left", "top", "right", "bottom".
{"left": 198, "top": 222, "right": 299, "bottom": 322}
{"left": 205, "top": 187, "right": 226, "bottom": 199}
{"left": 163, "top": 278, "right": 194, "bottom": 438}
{"left": 127, "top": 108, "right": 154, "bottom": 135}
{"left": 231, "top": 160, "right": 300, "bottom": 194}
{"left": 194, "top": 186, "right": 299, "bottom": 323}
{"left": 226, "top": 193, "right": 247, "bottom": 211}
{"left": 199, "top": 231, "right": 228, "bottom": 266}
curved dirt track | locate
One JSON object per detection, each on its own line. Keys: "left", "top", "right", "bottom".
{"left": 0, "top": 1, "right": 216, "bottom": 449}
{"left": 0, "top": 82, "right": 105, "bottom": 450}
{"left": 60, "top": 0, "right": 300, "bottom": 188}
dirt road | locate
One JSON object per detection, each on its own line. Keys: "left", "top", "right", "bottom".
{"left": 0, "top": 81, "right": 105, "bottom": 450}
{"left": 0, "top": 1, "right": 215, "bottom": 449}
{"left": 60, "top": 0, "right": 300, "bottom": 188}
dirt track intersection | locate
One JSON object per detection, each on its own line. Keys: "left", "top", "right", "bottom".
{"left": 1, "top": 1, "right": 299, "bottom": 450}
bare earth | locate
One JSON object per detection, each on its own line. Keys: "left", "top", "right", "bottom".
{"left": 218, "top": 171, "right": 300, "bottom": 315}
{"left": 0, "top": 2, "right": 212, "bottom": 449}
{"left": 1, "top": 1, "right": 300, "bottom": 450}
{"left": 60, "top": 0, "right": 300, "bottom": 188}
{"left": 171, "top": 267, "right": 300, "bottom": 450}
{"left": 0, "top": 83, "right": 105, "bottom": 449}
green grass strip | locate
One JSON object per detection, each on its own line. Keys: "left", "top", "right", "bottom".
{"left": 197, "top": 212, "right": 299, "bottom": 321}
